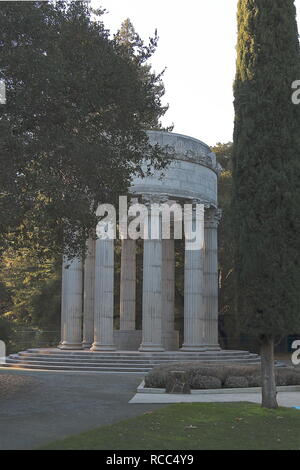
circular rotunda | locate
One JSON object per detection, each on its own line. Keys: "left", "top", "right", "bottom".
{"left": 59, "top": 131, "right": 222, "bottom": 353}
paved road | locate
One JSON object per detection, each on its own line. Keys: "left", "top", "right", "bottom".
{"left": 1, "top": 361, "right": 298, "bottom": 450}
{"left": 0, "top": 369, "right": 163, "bottom": 450}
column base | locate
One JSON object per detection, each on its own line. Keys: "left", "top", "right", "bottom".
{"left": 91, "top": 343, "right": 116, "bottom": 351}
{"left": 180, "top": 344, "right": 207, "bottom": 352}
{"left": 58, "top": 342, "right": 83, "bottom": 350}
{"left": 119, "top": 325, "right": 136, "bottom": 332}
{"left": 139, "top": 344, "right": 165, "bottom": 352}
{"left": 162, "top": 331, "right": 180, "bottom": 351}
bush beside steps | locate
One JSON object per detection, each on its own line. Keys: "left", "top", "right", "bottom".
{"left": 144, "top": 362, "right": 300, "bottom": 390}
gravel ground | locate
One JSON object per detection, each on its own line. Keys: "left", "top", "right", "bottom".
{"left": 0, "top": 368, "right": 162, "bottom": 450}
{"left": 0, "top": 373, "right": 39, "bottom": 399}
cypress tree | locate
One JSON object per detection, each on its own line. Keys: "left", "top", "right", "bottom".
{"left": 232, "top": 0, "right": 300, "bottom": 408}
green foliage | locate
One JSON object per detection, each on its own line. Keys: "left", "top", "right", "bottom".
{"left": 145, "top": 362, "right": 300, "bottom": 389}
{"left": 211, "top": 142, "right": 242, "bottom": 347}
{"left": 114, "top": 18, "right": 173, "bottom": 132}
{"left": 0, "top": 1, "right": 169, "bottom": 259}
{"left": 30, "top": 273, "right": 61, "bottom": 328}
{"left": 0, "top": 280, "right": 12, "bottom": 315}
{"left": 0, "top": 248, "right": 59, "bottom": 322}
{"left": 212, "top": 142, "right": 233, "bottom": 172}
{"left": 0, "top": 245, "right": 61, "bottom": 351}
{"left": 0, "top": 315, "right": 13, "bottom": 347}
{"left": 232, "top": 0, "right": 300, "bottom": 339}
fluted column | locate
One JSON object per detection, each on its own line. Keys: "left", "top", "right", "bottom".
{"left": 120, "top": 239, "right": 136, "bottom": 330}
{"left": 91, "top": 238, "right": 116, "bottom": 351}
{"left": 202, "top": 209, "right": 221, "bottom": 350}
{"left": 82, "top": 238, "right": 95, "bottom": 348}
{"left": 59, "top": 257, "right": 83, "bottom": 350}
{"left": 181, "top": 204, "right": 205, "bottom": 351}
{"left": 139, "top": 205, "right": 164, "bottom": 352}
{"left": 162, "top": 239, "right": 175, "bottom": 350}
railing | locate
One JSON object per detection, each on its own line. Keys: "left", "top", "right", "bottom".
{"left": 7, "top": 327, "right": 60, "bottom": 354}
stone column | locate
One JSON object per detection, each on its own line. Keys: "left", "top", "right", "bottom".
{"left": 162, "top": 239, "right": 175, "bottom": 350}
{"left": 139, "top": 205, "right": 164, "bottom": 352}
{"left": 202, "top": 208, "right": 221, "bottom": 350}
{"left": 181, "top": 204, "right": 205, "bottom": 351}
{"left": 91, "top": 238, "right": 116, "bottom": 351}
{"left": 59, "top": 257, "right": 83, "bottom": 350}
{"left": 120, "top": 239, "right": 136, "bottom": 330}
{"left": 82, "top": 238, "right": 95, "bottom": 348}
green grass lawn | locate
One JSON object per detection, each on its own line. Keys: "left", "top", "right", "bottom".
{"left": 42, "top": 402, "right": 300, "bottom": 450}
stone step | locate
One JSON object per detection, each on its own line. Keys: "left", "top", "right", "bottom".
{"left": 25, "top": 348, "right": 253, "bottom": 357}
{"left": 6, "top": 358, "right": 152, "bottom": 368}
{"left": 19, "top": 350, "right": 255, "bottom": 360}
{"left": 14, "top": 353, "right": 258, "bottom": 363}
{"left": 5, "top": 358, "right": 260, "bottom": 371}
{"left": 3, "top": 348, "right": 260, "bottom": 373}
{"left": 6, "top": 356, "right": 260, "bottom": 367}
{"left": 2, "top": 363, "right": 151, "bottom": 373}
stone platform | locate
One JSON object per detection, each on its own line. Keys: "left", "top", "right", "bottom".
{"left": 3, "top": 349, "right": 260, "bottom": 373}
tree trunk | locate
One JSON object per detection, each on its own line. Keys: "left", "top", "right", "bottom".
{"left": 261, "top": 336, "right": 278, "bottom": 409}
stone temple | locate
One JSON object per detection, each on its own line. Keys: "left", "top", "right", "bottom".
{"left": 6, "top": 131, "right": 260, "bottom": 370}
{"left": 60, "top": 130, "right": 221, "bottom": 352}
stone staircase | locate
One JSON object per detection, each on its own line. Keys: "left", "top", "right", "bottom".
{"left": 3, "top": 348, "right": 261, "bottom": 373}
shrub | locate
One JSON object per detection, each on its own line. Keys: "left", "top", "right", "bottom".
{"left": 190, "top": 374, "right": 222, "bottom": 390}
{"left": 286, "top": 373, "right": 300, "bottom": 386}
{"left": 224, "top": 376, "right": 249, "bottom": 388}
{"left": 275, "top": 373, "right": 288, "bottom": 387}
{"left": 165, "top": 371, "right": 191, "bottom": 394}
{"left": 144, "top": 362, "right": 300, "bottom": 390}
{"left": 248, "top": 375, "right": 262, "bottom": 387}
{"left": 145, "top": 368, "right": 169, "bottom": 389}
{"left": 275, "top": 368, "right": 300, "bottom": 386}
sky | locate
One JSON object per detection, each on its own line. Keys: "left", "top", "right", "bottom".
{"left": 92, "top": 0, "right": 300, "bottom": 147}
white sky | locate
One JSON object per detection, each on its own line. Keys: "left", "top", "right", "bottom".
{"left": 92, "top": 0, "right": 300, "bottom": 146}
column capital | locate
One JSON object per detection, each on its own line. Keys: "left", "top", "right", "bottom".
{"left": 188, "top": 198, "right": 214, "bottom": 210}
{"left": 205, "top": 208, "right": 222, "bottom": 228}
{"left": 141, "top": 194, "right": 169, "bottom": 206}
